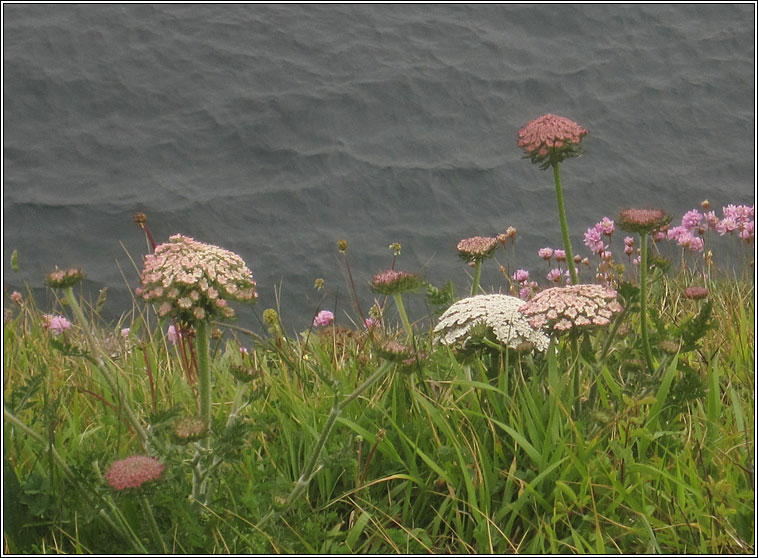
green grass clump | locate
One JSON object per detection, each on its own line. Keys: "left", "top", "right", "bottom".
{"left": 3, "top": 254, "right": 753, "bottom": 554}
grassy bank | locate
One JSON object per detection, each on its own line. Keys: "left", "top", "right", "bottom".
{"left": 3, "top": 249, "right": 754, "bottom": 554}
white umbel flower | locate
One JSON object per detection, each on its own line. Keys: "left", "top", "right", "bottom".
{"left": 433, "top": 294, "right": 550, "bottom": 352}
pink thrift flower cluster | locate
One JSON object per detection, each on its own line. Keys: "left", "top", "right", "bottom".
{"left": 716, "top": 204, "right": 754, "bottom": 241}
{"left": 519, "top": 284, "right": 623, "bottom": 332}
{"left": 42, "top": 314, "right": 72, "bottom": 336}
{"left": 512, "top": 269, "right": 538, "bottom": 300}
{"left": 104, "top": 455, "right": 164, "bottom": 490}
{"left": 584, "top": 217, "right": 615, "bottom": 256}
{"left": 517, "top": 113, "right": 589, "bottom": 169}
{"left": 313, "top": 310, "right": 335, "bottom": 327}
{"left": 456, "top": 236, "right": 500, "bottom": 263}
{"left": 136, "top": 234, "right": 257, "bottom": 324}
{"left": 666, "top": 210, "right": 708, "bottom": 252}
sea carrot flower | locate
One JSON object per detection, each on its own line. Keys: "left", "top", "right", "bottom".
{"left": 313, "top": 310, "right": 335, "bottom": 327}
{"left": 45, "top": 267, "right": 84, "bottom": 289}
{"left": 456, "top": 236, "right": 500, "bottom": 263}
{"left": 136, "top": 234, "right": 257, "bottom": 324}
{"left": 42, "top": 314, "right": 71, "bottom": 336}
{"left": 517, "top": 113, "right": 589, "bottom": 169}
{"left": 104, "top": 455, "right": 164, "bottom": 490}
{"left": 172, "top": 417, "right": 207, "bottom": 445}
{"left": 434, "top": 294, "right": 549, "bottom": 352}
{"left": 683, "top": 286, "right": 709, "bottom": 300}
{"left": 618, "top": 208, "right": 671, "bottom": 236}
{"left": 370, "top": 269, "right": 422, "bottom": 295}
{"left": 519, "top": 284, "right": 623, "bottom": 332}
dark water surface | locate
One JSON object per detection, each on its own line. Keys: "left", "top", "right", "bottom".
{"left": 3, "top": 4, "right": 755, "bottom": 331}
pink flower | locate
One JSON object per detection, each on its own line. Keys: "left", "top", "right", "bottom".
{"left": 681, "top": 209, "right": 703, "bottom": 230}
{"left": 105, "top": 455, "right": 164, "bottom": 490}
{"left": 166, "top": 325, "right": 181, "bottom": 344}
{"left": 42, "top": 314, "right": 71, "bottom": 336}
{"left": 597, "top": 217, "right": 615, "bottom": 236}
{"left": 547, "top": 268, "right": 564, "bottom": 283}
{"left": 554, "top": 249, "right": 566, "bottom": 262}
{"left": 583, "top": 227, "right": 604, "bottom": 255}
{"left": 10, "top": 291, "right": 23, "bottom": 305}
{"left": 120, "top": 327, "right": 130, "bottom": 338}
{"left": 364, "top": 318, "right": 376, "bottom": 329}
{"left": 313, "top": 310, "right": 334, "bottom": 327}
{"left": 456, "top": 236, "right": 500, "bottom": 262}
{"left": 513, "top": 269, "right": 530, "bottom": 283}
{"left": 517, "top": 113, "right": 589, "bottom": 169}
{"left": 538, "top": 247, "right": 554, "bottom": 261}
{"left": 519, "top": 284, "right": 623, "bottom": 333}
{"left": 519, "top": 286, "right": 532, "bottom": 300}
{"left": 370, "top": 269, "right": 422, "bottom": 295}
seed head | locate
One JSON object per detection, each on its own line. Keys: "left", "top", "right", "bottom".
{"left": 683, "top": 286, "right": 709, "bottom": 300}
{"left": 172, "top": 417, "right": 207, "bottom": 444}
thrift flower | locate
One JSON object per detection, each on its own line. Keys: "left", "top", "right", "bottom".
{"left": 105, "top": 455, "right": 164, "bottom": 490}
{"left": 547, "top": 268, "right": 564, "bottom": 283}
{"left": 313, "top": 310, "right": 335, "bottom": 327}
{"left": 583, "top": 227, "right": 605, "bottom": 255}
{"left": 120, "top": 327, "right": 130, "bottom": 338}
{"left": 434, "top": 294, "right": 549, "bottom": 352}
{"left": 513, "top": 269, "right": 530, "bottom": 283}
{"left": 519, "top": 284, "right": 623, "bottom": 332}
{"left": 517, "top": 113, "right": 589, "bottom": 169}
{"left": 136, "top": 234, "right": 257, "bottom": 324}
{"left": 538, "top": 247, "right": 553, "bottom": 261}
{"left": 554, "top": 249, "right": 566, "bottom": 262}
{"left": 166, "top": 325, "right": 181, "bottom": 344}
{"left": 42, "top": 314, "right": 71, "bottom": 336}
{"left": 10, "top": 291, "right": 23, "bottom": 305}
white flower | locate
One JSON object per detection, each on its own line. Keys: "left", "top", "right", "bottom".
{"left": 433, "top": 294, "right": 550, "bottom": 352}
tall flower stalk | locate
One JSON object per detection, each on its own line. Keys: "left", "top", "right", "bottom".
{"left": 619, "top": 208, "right": 671, "bottom": 373}
{"left": 518, "top": 113, "right": 588, "bottom": 285}
{"left": 370, "top": 269, "right": 422, "bottom": 340}
{"left": 136, "top": 234, "right": 257, "bottom": 502}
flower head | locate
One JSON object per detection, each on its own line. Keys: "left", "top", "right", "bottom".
{"left": 519, "top": 284, "right": 623, "bottom": 333}
{"left": 172, "top": 417, "right": 207, "bottom": 444}
{"left": 42, "top": 314, "right": 72, "bottom": 336}
{"left": 618, "top": 208, "right": 671, "bottom": 235}
{"left": 517, "top": 113, "right": 589, "bottom": 169}
{"left": 166, "top": 325, "right": 181, "bottom": 344}
{"left": 456, "top": 236, "right": 499, "bottom": 263}
{"left": 512, "top": 269, "right": 530, "bottom": 283}
{"left": 45, "top": 267, "right": 84, "bottom": 289}
{"left": 683, "top": 286, "right": 709, "bottom": 300}
{"left": 370, "top": 269, "right": 422, "bottom": 296}
{"left": 104, "top": 455, "right": 164, "bottom": 490}
{"left": 538, "top": 247, "right": 554, "bottom": 261}
{"left": 137, "top": 234, "right": 257, "bottom": 324}
{"left": 434, "top": 294, "right": 550, "bottom": 352}
{"left": 313, "top": 310, "right": 335, "bottom": 327}
{"left": 10, "top": 291, "right": 23, "bottom": 305}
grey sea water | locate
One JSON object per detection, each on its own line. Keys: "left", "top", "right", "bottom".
{"left": 3, "top": 3, "right": 755, "bottom": 332}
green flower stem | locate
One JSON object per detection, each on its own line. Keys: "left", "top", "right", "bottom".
{"left": 471, "top": 260, "right": 482, "bottom": 296}
{"left": 195, "top": 320, "right": 212, "bottom": 430}
{"left": 639, "top": 232, "right": 656, "bottom": 372}
{"left": 552, "top": 162, "right": 578, "bottom": 285}
{"left": 140, "top": 492, "right": 167, "bottom": 554}
{"left": 62, "top": 287, "right": 149, "bottom": 450}
{"left": 257, "top": 360, "right": 393, "bottom": 528}
{"left": 393, "top": 293, "right": 414, "bottom": 340}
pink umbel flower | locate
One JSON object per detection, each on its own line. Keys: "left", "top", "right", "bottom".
{"left": 105, "top": 455, "right": 164, "bottom": 490}
{"left": 538, "top": 247, "right": 553, "bottom": 261}
{"left": 517, "top": 113, "right": 589, "bottom": 169}
{"left": 683, "top": 286, "right": 709, "bottom": 300}
{"left": 45, "top": 267, "right": 84, "bottom": 289}
{"left": 370, "top": 269, "right": 422, "bottom": 295}
{"left": 519, "top": 284, "right": 623, "bottom": 332}
{"left": 313, "top": 310, "right": 335, "bottom": 327}
{"left": 456, "top": 236, "right": 500, "bottom": 263}
{"left": 618, "top": 208, "right": 671, "bottom": 236}
{"left": 42, "top": 314, "right": 71, "bottom": 336}
{"left": 137, "top": 234, "right": 257, "bottom": 324}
